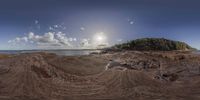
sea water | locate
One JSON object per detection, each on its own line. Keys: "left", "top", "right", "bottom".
{"left": 0, "top": 50, "right": 100, "bottom": 56}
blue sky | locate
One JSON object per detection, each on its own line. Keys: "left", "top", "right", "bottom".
{"left": 0, "top": 0, "right": 200, "bottom": 50}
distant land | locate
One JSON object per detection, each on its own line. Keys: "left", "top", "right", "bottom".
{"left": 110, "top": 38, "right": 196, "bottom": 51}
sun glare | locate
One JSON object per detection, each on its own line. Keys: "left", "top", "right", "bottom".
{"left": 97, "top": 35, "right": 103, "bottom": 41}
{"left": 93, "top": 32, "right": 108, "bottom": 48}
{"left": 94, "top": 32, "right": 106, "bottom": 43}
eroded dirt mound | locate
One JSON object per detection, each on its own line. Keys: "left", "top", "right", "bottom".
{"left": 0, "top": 52, "right": 199, "bottom": 100}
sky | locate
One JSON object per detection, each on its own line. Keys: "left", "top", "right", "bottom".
{"left": 0, "top": 0, "right": 200, "bottom": 50}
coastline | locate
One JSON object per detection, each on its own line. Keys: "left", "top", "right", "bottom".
{"left": 0, "top": 49, "right": 101, "bottom": 56}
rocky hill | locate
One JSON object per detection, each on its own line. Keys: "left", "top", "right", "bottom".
{"left": 112, "top": 38, "right": 195, "bottom": 51}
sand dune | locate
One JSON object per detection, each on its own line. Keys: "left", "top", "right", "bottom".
{"left": 0, "top": 51, "right": 200, "bottom": 100}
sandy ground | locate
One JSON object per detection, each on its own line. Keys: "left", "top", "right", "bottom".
{"left": 0, "top": 51, "right": 200, "bottom": 100}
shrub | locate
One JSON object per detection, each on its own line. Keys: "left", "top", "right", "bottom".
{"left": 112, "top": 38, "right": 195, "bottom": 51}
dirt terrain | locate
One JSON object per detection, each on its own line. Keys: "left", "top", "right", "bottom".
{"left": 0, "top": 51, "right": 200, "bottom": 100}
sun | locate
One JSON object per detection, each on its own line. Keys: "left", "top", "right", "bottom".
{"left": 93, "top": 32, "right": 108, "bottom": 48}
{"left": 96, "top": 35, "right": 104, "bottom": 41}
{"left": 94, "top": 32, "right": 106, "bottom": 43}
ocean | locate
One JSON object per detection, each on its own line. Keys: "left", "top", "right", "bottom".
{"left": 0, "top": 50, "right": 101, "bottom": 56}
{"left": 193, "top": 50, "right": 200, "bottom": 54}
{"left": 0, "top": 50, "right": 199, "bottom": 56}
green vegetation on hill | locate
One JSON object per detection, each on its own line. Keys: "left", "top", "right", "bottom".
{"left": 112, "top": 38, "right": 195, "bottom": 51}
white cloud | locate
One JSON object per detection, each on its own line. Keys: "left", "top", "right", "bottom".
{"left": 130, "top": 21, "right": 134, "bottom": 25}
{"left": 15, "top": 37, "right": 21, "bottom": 42}
{"left": 9, "top": 32, "right": 78, "bottom": 49}
{"left": 127, "top": 17, "right": 134, "bottom": 25}
{"left": 34, "top": 20, "right": 40, "bottom": 29}
{"left": 22, "top": 37, "right": 28, "bottom": 42}
{"left": 49, "top": 26, "right": 54, "bottom": 30}
{"left": 28, "top": 32, "right": 34, "bottom": 39}
{"left": 8, "top": 40, "right": 12, "bottom": 43}
{"left": 80, "top": 39, "right": 90, "bottom": 47}
{"left": 62, "top": 27, "right": 66, "bottom": 30}
{"left": 55, "top": 32, "right": 72, "bottom": 46}
{"left": 117, "top": 39, "right": 122, "bottom": 42}
{"left": 8, "top": 29, "right": 110, "bottom": 49}
{"left": 80, "top": 27, "right": 85, "bottom": 31}
{"left": 49, "top": 24, "right": 64, "bottom": 31}
{"left": 8, "top": 36, "right": 28, "bottom": 44}
{"left": 35, "top": 20, "right": 39, "bottom": 24}
{"left": 27, "top": 32, "right": 57, "bottom": 44}
{"left": 69, "top": 37, "right": 77, "bottom": 42}
{"left": 53, "top": 25, "right": 59, "bottom": 28}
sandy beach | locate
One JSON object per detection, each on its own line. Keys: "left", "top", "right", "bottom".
{"left": 0, "top": 51, "right": 199, "bottom": 100}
